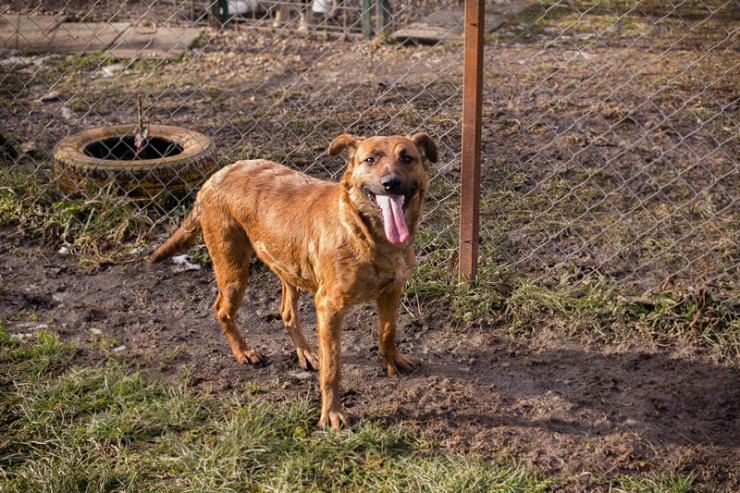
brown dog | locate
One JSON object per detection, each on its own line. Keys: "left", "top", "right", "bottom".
{"left": 148, "top": 133, "right": 437, "bottom": 428}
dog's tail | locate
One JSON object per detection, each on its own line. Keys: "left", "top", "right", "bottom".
{"left": 147, "top": 203, "right": 203, "bottom": 266}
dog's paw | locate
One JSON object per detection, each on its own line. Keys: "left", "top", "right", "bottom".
{"left": 235, "top": 349, "right": 264, "bottom": 366}
{"left": 296, "top": 347, "right": 319, "bottom": 371}
{"left": 318, "top": 409, "right": 349, "bottom": 430}
{"left": 385, "top": 351, "right": 415, "bottom": 376}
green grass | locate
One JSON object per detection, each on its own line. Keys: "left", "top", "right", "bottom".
{"left": 0, "top": 327, "right": 708, "bottom": 492}
{"left": 0, "top": 161, "right": 152, "bottom": 263}
{"left": 609, "top": 472, "right": 700, "bottom": 493}
{"left": 504, "top": 278, "right": 739, "bottom": 354}
{"left": 0, "top": 326, "right": 553, "bottom": 492}
{"left": 630, "top": 289, "right": 740, "bottom": 353}
{"left": 407, "top": 251, "right": 738, "bottom": 360}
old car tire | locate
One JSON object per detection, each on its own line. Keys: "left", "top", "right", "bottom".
{"left": 52, "top": 125, "right": 217, "bottom": 202}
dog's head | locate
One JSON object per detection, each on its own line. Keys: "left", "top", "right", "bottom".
{"left": 330, "top": 133, "right": 437, "bottom": 246}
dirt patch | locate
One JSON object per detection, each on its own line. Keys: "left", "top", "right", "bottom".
{"left": 1, "top": 228, "right": 737, "bottom": 491}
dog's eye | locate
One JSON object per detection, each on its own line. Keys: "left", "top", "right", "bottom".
{"left": 364, "top": 156, "right": 375, "bottom": 164}
{"left": 400, "top": 154, "right": 413, "bottom": 164}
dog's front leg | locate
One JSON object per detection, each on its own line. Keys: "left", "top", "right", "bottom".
{"left": 377, "top": 284, "right": 415, "bottom": 376}
{"left": 315, "top": 293, "right": 348, "bottom": 429}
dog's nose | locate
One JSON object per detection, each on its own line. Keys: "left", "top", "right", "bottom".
{"left": 380, "top": 174, "right": 403, "bottom": 193}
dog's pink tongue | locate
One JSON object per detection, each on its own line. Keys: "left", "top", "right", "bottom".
{"left": 376, "top": 194, "right": 408, "bottom": 244}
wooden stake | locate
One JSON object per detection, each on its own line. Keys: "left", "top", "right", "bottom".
{"left": 459, "top": 0, "right": 484, "bottom": 282}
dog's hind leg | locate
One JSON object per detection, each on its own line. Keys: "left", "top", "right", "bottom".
{"left": 377, "top": 284, "right": 415, "bottom": 376}
{"left": 280, "top": 279, "right": 319, "bottom": 371}
{"left": 204, "top": 218, "right": 262, "bottom": 366}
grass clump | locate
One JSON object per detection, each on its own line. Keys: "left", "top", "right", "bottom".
{"left": 610, "top": 472, "right": 700, "bottom": 493}
{"left": 504, "top": 276, "right": 621, "bottom": 334}
{"left": 0, "top": 326, "right": 550, "bottom": 493}
{"left": 630, "top": 288, "right": 739, "bottom": 356}
{"left": 0, "top": 160, "right": 152, "bottom": 263}
{"left": 503, "top": 278, "right": 738, "bottom": 360}
{"left": 0, "top": 327, "right": 75, "bottom": 388}
{"left": 407, "top": 238, "right": 738, "bottom": 361}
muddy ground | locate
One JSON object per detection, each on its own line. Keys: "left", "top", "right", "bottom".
{"left": 1, "top": 227, "right": 738, "bottom": 491}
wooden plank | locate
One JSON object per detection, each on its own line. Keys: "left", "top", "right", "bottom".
{"left": 390, "top": 24, "right": 464, "bottom": 44}
{"left": 49, "top": 22, "right": 129, "bottom": 54}
{"left": 0, "top": 15, "right": 201, "bottom": 59}
{"left": 0, "top": 14, "right": 66, "bottom": 52}
{"left": 459, "top": 0, "right": 484, "bottom": 282}
{"left": 391, "top": 0, "right": 533, "bottom": 44}
{"left": 106, "top": 25, "right": 203, "bottom": 60}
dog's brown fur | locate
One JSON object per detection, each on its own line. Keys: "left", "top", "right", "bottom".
{"left": 148, "top": 133, "right": 437, "bottom": 428}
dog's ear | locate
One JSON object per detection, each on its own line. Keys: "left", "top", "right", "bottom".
{"left": 328, "top": 134, "right": 360, "bottom": 158}
{"left": 411, "top": 133, "right": 438, "bottom": 164}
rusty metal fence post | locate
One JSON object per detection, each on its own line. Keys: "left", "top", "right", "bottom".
{"left": 459, "top": 0, "right": 484, "bottom": 282}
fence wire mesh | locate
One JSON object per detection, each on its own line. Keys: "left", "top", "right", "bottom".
{"left": 1, "top": 0, "right": 737, "bottom": 305}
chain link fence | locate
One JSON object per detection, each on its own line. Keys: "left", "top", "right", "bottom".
{"left": 1, "top": 0, "right": 737, "bottom": 305}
